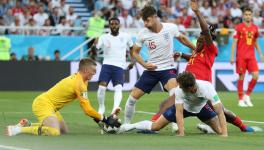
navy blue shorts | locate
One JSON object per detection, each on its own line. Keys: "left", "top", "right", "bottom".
{"left": 163, "top": 104, "right": 217, "bottom": 123}
{"left": 98, "top": 64, "right": 124, "bottom": 86}
{"left": 135, "top": 69, "right": 177, "bottom": 93}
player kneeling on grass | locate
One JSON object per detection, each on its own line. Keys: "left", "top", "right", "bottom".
{"left": 6, "top": 58, "right": 120, "bottom": 136}
{"left": 118, "top": 72, "right": 228, "bottom": 137}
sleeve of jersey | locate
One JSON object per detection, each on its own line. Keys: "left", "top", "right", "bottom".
{"left": 175, "top": 88, "right": 184, "bottom": 104}
{"left": 78, "top": 95, "right": 102, "bottom": 120}
{"left": 255, "top": 27, "right": 259, "bottom": 39}
{"left": 233, "top": 26, "right": 239, "bottom": 39}
{"left": 206, "top": 83, "right": 221, "bottom": 105}
{"left": 96, "top": 35, "right": 103, "bottom": 49}
{"left": 205, "top": 43, "right": 218, "bottom": 55}
{"left": 135, "top": 32, "right": 143, "bottom": 47}
{"left": 172, "top": 24, "right": 181, "bottom": 38}
{"left": 127, "top": 34, "right": 134, "bottom": 48}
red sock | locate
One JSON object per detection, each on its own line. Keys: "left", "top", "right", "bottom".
{"left": 237, "top": 79, "right": 244, "bottom": 100}
{"left": 246, "top": 79, "right": 257, "bottom": 96}
{"left": 151, "top": 113, "right": 161, "bottom": 122}
{"left": 232, "top": 116, "right": 247, "bottom": 131}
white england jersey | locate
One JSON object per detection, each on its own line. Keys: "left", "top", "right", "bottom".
{"left": 96, "top": 32, "right": 133, "bottom": 69}
{"left": 135, "top": 23, "right": 181, "bottom": 71}
{"left": 175, "top": 80, "right": 221, "bottom": 113}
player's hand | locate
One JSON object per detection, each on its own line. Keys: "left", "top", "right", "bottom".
{"left": 144, "top": 62, "right": 157, "bottom": 71}
{"left": 101, "top": 115, "right": 121, "bottom": 128}
{"left": 190, "top": 0, "right": 199, "bottom": 12}
{"left": 230, "top": 58, "right": 234, "bottom": 65}
{"left": 173, "top": 52, "right": 182, "bottom": 60}
{"left": 127, "top": 62, "right": 135, "bottom": 70}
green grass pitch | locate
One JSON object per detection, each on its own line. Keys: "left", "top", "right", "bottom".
{"left": 0, "top": 91, "right": 264, "bottom": 150}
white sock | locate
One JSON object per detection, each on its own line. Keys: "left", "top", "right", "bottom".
{"left": 97, "top": 85, "right": 106, "bottom": 114}
{"left": 112, "top": 84, "right": 123, "bottom": 114}
{"left": 120, "top": 120, "right": 152, "bottom": 133}
{"left": 169, "top": 87, "right": 176, "bottom": 96}
{"left": 134, "top": 120, "right": 153, "bottom": 130}
{"left": 124, "top": 95, "right": 137, "bottom": 124}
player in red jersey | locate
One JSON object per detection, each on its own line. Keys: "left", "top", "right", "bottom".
{"left": 150, "top": 0, "right": 255, "bottom": 133}
{"left": 230, "top": 7, "right": 264, "bottom": 107}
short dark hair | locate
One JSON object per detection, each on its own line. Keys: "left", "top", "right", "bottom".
{"left": 243, "top": 7, "right": 253, "bottom": 13}
{"left": 177, "top": 71, "right": 196, "bottom": 89}
{"left": 109, "top": 17, "right": 120, "bottom": 24}
{"left": 54, "top": 50, "right": 60, "bottom": 54}
{"left": 78, "top": 58, "right": 97, "bottom": 70}
{"left": 141, "top": 5, "right": 157, "bottom": 21}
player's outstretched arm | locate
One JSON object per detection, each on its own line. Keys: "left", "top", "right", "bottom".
{"left": 176, "top": 34, "right": 196, "bottom": 51}
{"left": 79, "top": 96, "right": 103, "bottom": 120}
{"left": 213, "top": 103, "right": 228, "bottom": 137}
{"left": 190, "top": 0, "right": 212, "bottom": 45}
{"left": 175, "top": 103, "right": 185, "bottom": 136}
{"left": 254, "top": 41, "right": 264, "bottom": 62}
{"left": 230, "top": 39, "right": 238, "bottom": 64}
{"left": 132, "top": 44, "right": 157, "bottom": 70}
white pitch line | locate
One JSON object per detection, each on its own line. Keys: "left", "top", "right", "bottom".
{"left": 0, "top": 144, "right": 30, "bottom": 150}
{"left": 241, "top": 120, "right": 264, "bottom": 124}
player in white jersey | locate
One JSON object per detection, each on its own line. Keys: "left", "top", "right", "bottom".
{"left": 118, "top": 72, "right": 228, "bottom": 137}
{"left": 94, "top": 17, "right": 134, "bottom": 115}
{"left": 124, "top": 5, "right": 195, "bottom": 124}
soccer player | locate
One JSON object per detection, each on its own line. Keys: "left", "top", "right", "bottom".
{"left": 94, "top": 17, "right": 134, "bottom": 115}
{"left": 118, "top": 72, "right": 228, "bottom": 137}
{"left": 230, "top": 7, "right": 264, "bottom": 107}
{"left": 151, "top": 0, "right": 255, "bottom": 133}
{"left": 6, "top": 58, "right": 118, "bottom": 136}
{"left": 124, "top": 5, "right": 195, "bottom": 124}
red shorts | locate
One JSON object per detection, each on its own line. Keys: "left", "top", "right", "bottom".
{"left": 236, "top": 58, "right": 259, "bottom": 74}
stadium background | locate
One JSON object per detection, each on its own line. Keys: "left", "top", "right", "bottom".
{"left": 0, "top": 0, "right": 264, "bottom": 92}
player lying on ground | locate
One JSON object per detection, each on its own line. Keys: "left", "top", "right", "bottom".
{"left": 118, "top": 72, "right": 228, "bottom": 137}
{"left": 151, "top": 0, "right": 256, "bottom": 133}
{"left": 6, "top": 58, "right": 120, "bottom": 136}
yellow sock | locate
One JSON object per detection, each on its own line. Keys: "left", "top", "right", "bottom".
{"left": 21, "top": 126, "right": 60, "bottom": 136}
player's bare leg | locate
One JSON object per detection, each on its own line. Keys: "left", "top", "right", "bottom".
{"left": 124, "top": 87, "right": 145, "bottom": 124}
{"left": 97, "top": 82, "right": 107, "bottom": 114}
{"left": 244, "top": 71, "right": 259, "bottom": 107}
{"left": 203, "top": 116, "right": 221, "bottom": 134}
{"left": 119, "top": 115, "right": 170, "bottom": 133}
{"left": 237, "top": 74, "right": 247, "bottom": 107}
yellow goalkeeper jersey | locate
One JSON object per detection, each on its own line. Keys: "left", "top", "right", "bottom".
{"left": 39, "top": 72, "right": 102, "bottom": 120}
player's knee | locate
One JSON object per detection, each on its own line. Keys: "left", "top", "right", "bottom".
{"left": 151, "top": 123, "right": 161, "bottom": 131}
{"left": 252, "top": 73, "right": 259, "bottom": 79}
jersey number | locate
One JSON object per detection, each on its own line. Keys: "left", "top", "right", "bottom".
{"left": 148, "top": 41, "right": 156, "bottom": 49}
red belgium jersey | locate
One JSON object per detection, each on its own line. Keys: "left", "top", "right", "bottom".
{"left": 233, "top": 22, "right": 259, "bottom": 59}
{"left": 185, "top": 43, "right": 218, "bottom": 83}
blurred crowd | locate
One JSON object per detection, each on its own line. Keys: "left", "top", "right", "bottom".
{"left": 0, "top": 0, "right": 81, "bottom": 36}
{"left": 1, "top": 0, "right": 264, "bottom": 36}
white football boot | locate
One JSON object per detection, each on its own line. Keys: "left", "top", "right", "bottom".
{"left": 243, "top": 95, "right": 253, "bottom": 107}
{"left": 171, "top": 123, "right": 179, "bottom": 133}
{"left": 197, "top": 123, "right": 216, "bottom": 134}
{"left": 6, "top": 125, "right": 21, "bottom": 136}
{"left": 238, "top": 100, "right": 248, "bottom": 107}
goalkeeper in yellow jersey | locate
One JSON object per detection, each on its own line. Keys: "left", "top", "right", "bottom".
{"left": 6, "top": 58, "right": 120, "bottom": 136}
